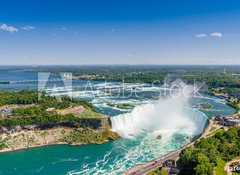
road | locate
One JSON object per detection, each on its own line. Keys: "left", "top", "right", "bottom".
{"left": 225, "top": 158, "right": 240, "bottom": 175}
{"left": 123, "top": 150, "right": 181, "bottom": 175}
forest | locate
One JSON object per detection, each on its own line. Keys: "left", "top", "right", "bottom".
{"left": 179, "top": 126, "right": 240, "bottom": 175}
{"left": 22, "top": 65, "right": 240, "bottom": 89}
{"left": 0, "top": 89, "right": 97, "bottom": 127}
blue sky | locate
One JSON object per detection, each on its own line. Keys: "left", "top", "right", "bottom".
{"left": 1, "top": 0, "right": 240, "bottom": 65}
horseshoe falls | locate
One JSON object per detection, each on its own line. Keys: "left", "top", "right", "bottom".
{"left": 111, "top": 93, "right": 208, "bottom": 138}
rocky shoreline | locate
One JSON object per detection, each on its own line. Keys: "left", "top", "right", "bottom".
{"left": 0, "top": 126, "right": 120, "bottom": 153}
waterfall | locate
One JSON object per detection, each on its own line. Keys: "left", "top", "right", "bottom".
{"left": 111, "top": 81, "right": 208, "bottom": 137}
{"left": 111, "top": 101, "right": 208, "bottom": 137}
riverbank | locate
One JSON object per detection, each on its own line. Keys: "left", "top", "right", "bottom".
{"left": 211, "top": 89, "right": 240, "bottom": 116}
{"left": 0, "top": 126, "right": 119, "bottom": 153}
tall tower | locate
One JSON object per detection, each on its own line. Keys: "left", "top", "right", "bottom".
{"left": 224, "top": 67, "right": 226, "bottom": 74}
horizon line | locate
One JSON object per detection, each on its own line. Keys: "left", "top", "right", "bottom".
{"left": 0, "top": 64, "right": 240, "bottom": 67}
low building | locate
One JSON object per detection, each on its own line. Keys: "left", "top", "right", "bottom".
{"left": 163, "top": 159, "right": 176, "bottom": 167}
{"left": 217, "top": 116, "right": 240, "bottom": 126}
{"left": 229, "top": 92, "right": 240, "bottom": 99}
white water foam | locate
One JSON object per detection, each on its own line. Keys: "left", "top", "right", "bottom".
{"left": 111, "top": 81, "right": 208, "bottom": 138}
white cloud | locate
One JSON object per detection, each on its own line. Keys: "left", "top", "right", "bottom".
{"left": 196, "top": 32, "right": 224, "bottom": 38}
{"left": 196, "top": 34, "right": 207, "bottom": 38}
{"left": 0, "top": 24, "right": 18, "bottom": 33}
{"left": 210, "top": 32, "right": 222, "bottom": 37}
{"left": 22, "top": 25, "right": 35, "bottom": 30}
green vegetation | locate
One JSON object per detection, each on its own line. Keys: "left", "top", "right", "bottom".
{"left": 39, "top": 95, "right": 96, "bottom": 111}
{"left": 0, "top": 113, "right": 72, "bottom": 127}
{"left": 74, "top": 110, "right": 103, "bottom": 119}
{"left": 0, "top": 111, "right": 105, "bottom": 129}
{"left": 30, "top": 65, "right": 240, "bottom": 88}
{"left": 62, "top": 128, "right": 112, "bottom": 144}
{"left": 0, "top": 89, "right": 95, "bottom": 111}
{"left": 209, "top": 127, "right": 225, "bottom": 136}
{"left": 179, "top": 126, "right": 240, "bottom": 175}
{"left": 12, "top": 106, "right": 51, "bottom": 117}
{"left": 200, "top": 103, "right": 213, "bottom": 109}
{"left": 233, "top": 172, "right": 240, "bottom": 175}
{"left": 227, "top": 101, "right": 240, "bottom": 111}
{"left": 0, "top": 90, "right": 38, "bottom": 106}
{"left": 0, "top": 89, "right": 101, "bottom": 127}
{"left": 0, "top": 89, "right": 120, "bottom": 151}
{"left": 107, "top": 103, "right": 135, "bottom": 110}
{"left": 147, "top": 167, "right": 168, "bottom": 175}
{"left": 0, "top": 141, "right": 7, "bottom": 150}
{"left": 11, "top": 97, "right": 96, "bottom": 118}
{"left": 215, "top": 158, "right": 226, "bottom": 175}
{"left": 210, "top": 126, "right": 217, "bottom": 132}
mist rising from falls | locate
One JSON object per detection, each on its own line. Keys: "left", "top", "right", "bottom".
{"left": 111, "top": 80, "right": 208, "bottom": 137}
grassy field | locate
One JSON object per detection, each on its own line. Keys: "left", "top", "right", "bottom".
{"left": 215, "top": 158, "right": 227, "bottom": 175}
{"left": 147, "top": 167, "right": 168, "bottom": 175}
{"left": 75, "top": 110, "right": 105, "bottom": 119}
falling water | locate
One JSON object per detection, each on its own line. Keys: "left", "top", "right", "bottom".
{"left": 111, "top": 81, "right": 208, "bottom": 137}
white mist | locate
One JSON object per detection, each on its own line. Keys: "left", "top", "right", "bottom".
{"left": 111, "top": 80, "right": 208, "bottom": 137}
